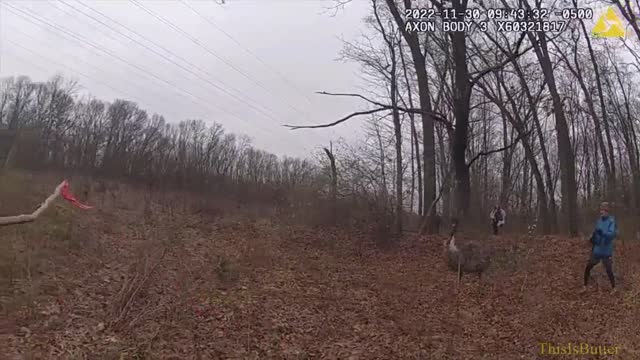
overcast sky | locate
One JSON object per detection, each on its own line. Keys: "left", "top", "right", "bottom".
{"left": 0, "top": 0, "right": 628, "bottom": 159}
{"left": 0, "top": 0, "right": 371, "bottom": 158}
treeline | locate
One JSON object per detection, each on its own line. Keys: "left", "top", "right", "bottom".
{"left": 0, "top": 75, "right": 326, "bottom": 205}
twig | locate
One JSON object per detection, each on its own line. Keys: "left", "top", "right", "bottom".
{"left": 284, "top": 91, "right": 454, "bottom": 131}
{"left": 112, "top": 248, "right": 167, "bottom": 328}
{"left": 467, "top": 129, "right": 532, "bottom": 168}
{"left": 284, "top": 108, "right": 388, "bottom": 130}
{"left": 128, "top": 302, "right": 167, "bottom": 329}
{"left": 469, "top": 32, "right": 530, "bottom": 87}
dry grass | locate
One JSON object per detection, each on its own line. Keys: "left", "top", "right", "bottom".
{"left": 1, "top": 171, "right": 640, "bottom": 359}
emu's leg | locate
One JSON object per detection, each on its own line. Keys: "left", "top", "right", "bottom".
{"left": 457, "top": 260, "right": 462, "bottom": 286}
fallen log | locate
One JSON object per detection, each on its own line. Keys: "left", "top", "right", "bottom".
{"left": 0, "top": 180, "right": 92, "bottom": 227}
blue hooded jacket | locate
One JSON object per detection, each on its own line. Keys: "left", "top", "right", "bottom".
{"left": 591, "top": 215, "right": 617, "bottom": 258}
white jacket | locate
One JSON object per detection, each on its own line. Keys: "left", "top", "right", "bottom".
{"left": 490, "top": 208, "right": 506, "bottom": 226}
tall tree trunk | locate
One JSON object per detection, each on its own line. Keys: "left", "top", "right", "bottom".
{"left": 500, "top": 114, "right": 511, "bottom": 205}
{"left": 576, "top": 9, "right": 616, "bottom": 199}
{"left": 399, "top": 42, "right": 422, "bottom": 216}
{"left": 413, "top": 120, "right": 422, "bottom": 216}
{"left": 390, "top": 41, "right": 403, "bottom": 235}
{"left": 529, "top": 30, "right": 579, "bottom": 235}
{"left": 521, "top": 157, "right": 530, "bottom": 211}
{"left": 410, "top": 118, "right": 415, "bottom": 213}
{"left": 478, "top": 78, "right": 552, "bottom": 234}
{"left": 384, "top": 0, "right": 436, "bottom": 232}
{"left": 610, "top": 63, "right": 640, "bottom": 210}
{"left": 584, "top": 130, "right": 592, "bottom": 206}
{"left": 374, "top": 122, "right": 388, "bottom": 209}
{"left": 450, "top": 17, "right": 472, "bottom": 218}
{"left": 554, "top": 32, "right": 611, "bottom": 201}
{"left": 482, "top": 107, "right": 489, "bottom": 211}
{"left": 510, "top": 57, "right": 558, "bottom": 232}
{"left": 437, "top": 124, "right": 451, "bottom": 219}
{"left": 372, "top": 1, "right": 402, "bottom": 234}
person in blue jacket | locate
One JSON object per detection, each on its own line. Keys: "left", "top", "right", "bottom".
{"left": 583, "top": 202, "right": 618, "bottom": 290}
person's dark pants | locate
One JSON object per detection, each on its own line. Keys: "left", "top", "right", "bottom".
{"left": 584, "top": 253, "right": 615, "bottom": 288}
{"left": 492, "top": 220, "right": 499, "bottom": 235}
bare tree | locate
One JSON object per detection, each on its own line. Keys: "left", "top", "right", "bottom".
{"left": 522, "top": 0, "right": 578, "bottom": 235}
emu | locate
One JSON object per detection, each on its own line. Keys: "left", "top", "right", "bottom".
{"left": 444, "top": 219, "right": 491, "bottom": 285}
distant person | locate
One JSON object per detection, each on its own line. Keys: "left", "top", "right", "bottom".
{"left": 490, "top": 205, "right": 506, "bottom": 235}
{"left": 583, "top": 202, "right": 618, "bottom": 292}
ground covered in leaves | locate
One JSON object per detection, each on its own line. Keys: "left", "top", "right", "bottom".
{"left": 1, "top": 172, "right": 640, "bottom": 359}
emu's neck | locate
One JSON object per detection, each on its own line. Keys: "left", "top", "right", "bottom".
{"left": 447, "top": 235, "right": 459, "bottom": 253}
{"left": 444, "top": 220, "right": 459, "bottom": 253}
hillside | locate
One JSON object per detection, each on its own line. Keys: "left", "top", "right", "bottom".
{"left": 1, "top": 172, "right": 639, "bottom": 359}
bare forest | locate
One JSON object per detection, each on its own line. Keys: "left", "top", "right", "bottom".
{"left": 2, "top": 0, "right": 640, "bottom": 358}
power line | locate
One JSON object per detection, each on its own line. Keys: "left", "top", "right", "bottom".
{"left": 2, "top": 48, "right": 55, "bottom": 79}
{"left": 3, "top": 3, "right": 263, "bottom": 133}
{"left": 4, "top": 37, "right": 311, "bottom": 154}
{"left": 129, "top": 0, "right": 311, "bottom": 119}
{"left": 4, "top": 3, "right": 205, "bottom": 107}
{"left": 46, "top": 1, "right": 312, "bottom": 153}
{"left": 3, "top": 3, "right": 313, "bottom": 153}
{"left": 66, "top": 0, "right": 282, "bottom": 123}
{"left": 180, "top": 0, "right": 314, "bottom": 105}
{"left": 4, "top": 43, "right": 312, "bottom": 156}
{"left": 53, "top": 0, "right": 285, "bottom": 125}
{"left": 3, "top": 39, "right": 185, "bottom": 120}
{"left": 5, "top": 2, "right": 313, "bottom": 154}
{"left": 7, "top": 23, "right": 178, "bottom": 109}
{"left": 182, "top": 0, "right": 336, "bottom": 147}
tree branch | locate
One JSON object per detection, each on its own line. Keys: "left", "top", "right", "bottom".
{"left": 284, "top": 108, "right": 388, "bottom": 130}
{"left": 466, "top": 129, "right": 531, "bottom": 169}
{"left": 284, "top": 91, "right": 454, "bottom": 130}
{"left": 0, "top": 181, "right": 65, "bottom": 226}
{"left": 469, "top": 32, "right": 530, "bottom": 88}
{"left": 317, "top": 91, "right": 385, "bottom": 107}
